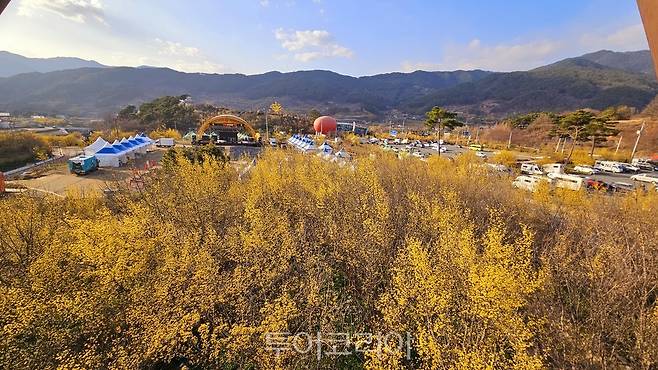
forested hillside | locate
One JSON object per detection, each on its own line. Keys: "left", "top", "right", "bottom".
{"left": 0, "top": 50, "right": 655, "bottom": 118}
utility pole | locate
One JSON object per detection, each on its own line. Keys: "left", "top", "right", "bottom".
{"left": 265, "top": 111, "right": 269, "bottom": 141}
{"left": 507, "top": 129, "right": 513, "bottom": 149}
{"left": 615, "top": 135, "right": 623, "bottom": 154}
{"left": 631, "top": 121, "right": 645, "bottom": 160}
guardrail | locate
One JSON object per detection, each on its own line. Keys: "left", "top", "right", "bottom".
{"left": 2, "top": 155, "right": 65, "bottom": 180}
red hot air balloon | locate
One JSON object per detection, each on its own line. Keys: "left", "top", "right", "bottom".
{"left": 313, "top": 116, "right": 337, "bottom": 134}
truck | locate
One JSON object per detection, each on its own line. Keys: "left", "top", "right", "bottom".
{"left": 155, "top": 137, "right": 175, "bottom": 147}
{"left": 68, "top": 155, "right": 99, "bottom": 175}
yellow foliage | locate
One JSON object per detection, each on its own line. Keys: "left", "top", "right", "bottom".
{"left": 149, "top": 128, "right": 182, "bottom": 140}
{"left": 0, "top": 150, "right": 656, "bottom": 369}
{"left": 42, "top": 132, "right": 85, "bottom": 147}
{"left": 492, "top": 150, "right": 517, "bottom": 167}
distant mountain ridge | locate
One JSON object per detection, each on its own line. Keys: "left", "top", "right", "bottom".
{"left": 0, "top": 51, "right": 106, "bottom": 78}
{"left": 0, "top": 50, "right": 655, "bottom": 118}
{"left": 577, "top": 50, "right": 655, "bottom": 75}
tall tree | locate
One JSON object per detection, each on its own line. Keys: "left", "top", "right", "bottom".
{"left": 425, "top": 106, "right": 463, "bottom": 155}
{"left": 138, "top": 95, "right": 198, "bottom": 131}
{"left": 585, "top": 116, "right": 619, "bottom": 157}
{"left": 117, "top": 105, "right": 138, "bottom": 120}
{"left": 556, "top": 110, "right": 597, "bottom": 162}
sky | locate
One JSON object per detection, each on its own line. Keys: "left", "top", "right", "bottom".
{"left": 0, "top": 0, "right": 650, "bottom": 76}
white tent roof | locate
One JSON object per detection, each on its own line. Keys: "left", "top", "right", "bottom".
{"left": 84, "top": 137, "right": 108, "bottom": 155}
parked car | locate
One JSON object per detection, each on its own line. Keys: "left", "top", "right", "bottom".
{"left": 621, "top": 163, "right": 640, "bottom": 173}
{"left": 632, "top": 158, "right": 656, "bottom": 171}
{"left": 475, "top": 151, "right": 487, "bottom": 158}
{"left": 520, "top": 163, "right": 543, "bottom": 175}
{"left": 630, "top": 173, "right": 658, "bottom": 185}
{"left": 585, "top": 178, "right": 611, "bottom": 191}
{"left": 573, "top": 165, "right": 598, "bottom": 175}
{"left": 268, "top": 138, "right": 278, "bottom": 147}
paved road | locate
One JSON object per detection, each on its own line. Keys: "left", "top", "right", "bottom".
{"left": 587, "top": 171, "right": 656, "bottom": 190}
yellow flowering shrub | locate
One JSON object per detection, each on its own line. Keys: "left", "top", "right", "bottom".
{"left": 0, "top": 150, "right": 656, "bottom": 369}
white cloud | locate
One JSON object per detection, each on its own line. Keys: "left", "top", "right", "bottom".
{"left": 259, "top": 0, "right": 270, "bottom": 7}
{"left": 274, "top": 28, "right": 353, "bottom": 62}
{"left": 155, "top": 38, "right": 200, "bottom": 58}
{"left": 402, "top": 23, "right": 650, "bottom": 72}
{"left": 146, "top": 39, "right": 224, "bottom": 73}
{"left": 403, "top": 38, "right": 562, "bottom": 72}
{"left": 18, "top": 0, "right": 106, "bottom": 24}
{"left": 580, "top": 23, "right": 648, "bottom": 51}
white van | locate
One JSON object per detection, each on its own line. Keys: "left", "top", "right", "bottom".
{"left": 520, "top": 163, "right": 543, "bottom": 175}
{"left": 594, "top": 160, "right": 624, "bottom": 173}
{"left": 542, "top": 163, "right": 565, "bottom": 174}
{"left": 512, "top": 175, "right": 544, "bottom": 192}
{"left": 547, "top": 173, "right": 584, "bottom": 191}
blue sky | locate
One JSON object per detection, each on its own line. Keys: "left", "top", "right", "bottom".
{"left": 0, "top": 0, "right": 649, "bottom": 76}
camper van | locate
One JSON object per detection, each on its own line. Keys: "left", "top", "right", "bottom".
{"left": 542, "top": 163, "right": 565, "bottom": 174}
{"left": 520, "top": 163, "right": 543, "bottom": 175}
{"left": 594, "top": 160, "right": 624, "bottom": 173}
{"left": 512, "top": 175, "right": 545, "bottom": 192}
{"left": 548, "top": 173, "right": 584, "bottom": 191}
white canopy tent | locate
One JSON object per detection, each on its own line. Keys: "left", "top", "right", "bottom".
{"left": 94, "top": 143, "right": 126, "bottom": 167}
{"left": 112, "top": 140, "right": 135, "bottom": 159}
{"left": 84, "top": 137, "right": 108, "bottom": 156}
{"left": 135, "top": 134, "right": 154, "bottom": 153}
{"left": 120, "top": 137, "right": 139, "bottom": 156}
{"left": 318, "top": 142, "right": 333, "bottom": 155}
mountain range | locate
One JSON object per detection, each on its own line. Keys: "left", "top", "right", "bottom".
{"left": 0, "top": 51, "right": 106, "bottom": 78}
{"left": 0, "top": 50, "right": 655, "bottom": 119}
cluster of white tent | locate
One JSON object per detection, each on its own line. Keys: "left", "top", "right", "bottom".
{"left": 83, "top": 134, "right": 154, "bottom": 167}
{"left": 287, "top": 134, "right": 317, "bottom": 152}
{"left": 287, "top": 135, "right": 351, "bottom": 160}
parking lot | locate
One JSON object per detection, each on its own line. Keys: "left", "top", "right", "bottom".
{"left": 379, "top": 141, "right": 654, "bottom": 190}
{"left": 382, "top": 142, "right": 468, "bottom": 159}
